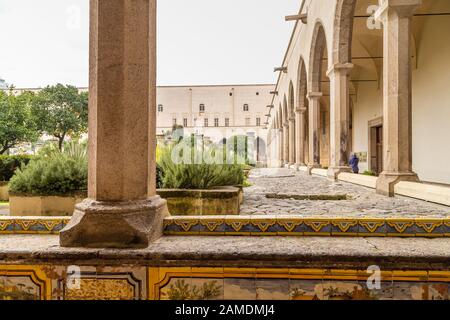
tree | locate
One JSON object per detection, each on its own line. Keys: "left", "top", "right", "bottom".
{"left": 0, "top": 90, "right": 39, "bottom": 154}
{"left": 32, "top": 84, "right": 88, "bottom": 150}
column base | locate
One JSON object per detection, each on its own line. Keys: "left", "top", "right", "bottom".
{"left": 60, "top": 196, "right": 169, "bottom": 248}
{"left": 376, "top": 172, "right": 420, "bottom": 197}
{"left": 307, "top": 164, "right": 321, "bottom": 175}
{"left": 327, "top": 166, "right": 352, "bottom": 181}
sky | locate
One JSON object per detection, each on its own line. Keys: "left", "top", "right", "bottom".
{"left": 0, "top": 0, "right": 300, "bottom": 88}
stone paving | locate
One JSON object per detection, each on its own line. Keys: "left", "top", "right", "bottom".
{"left": 240, "top": 168, "right": 450, "bottom": 218}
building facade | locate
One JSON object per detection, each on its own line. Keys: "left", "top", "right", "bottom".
{"left": 156, "top": 84, "right": 273, "bottom": 142}
{"left": 267, "top": 0, "right": 450, "bottom": 195}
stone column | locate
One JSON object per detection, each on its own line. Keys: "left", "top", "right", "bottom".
{"left": 307, "top": 92, "right": 322, "bottom": 174}
{"left": 278, "top": 128, "right": 284, "bottom": 167}
{"left": 283, "top": 123, "right": 289, "bottom": 166}
{"left": 327, "top": 63, "right": 354, "bottom": 180}
{"left": 288, "top": 117, "right": 296, "bottom": 166}
{"left": 375, "top": 0, "right": 420, "bottom": 196}
{"left": 295, "top": 108, "right": 307, "bottom": 167}
{"left": 60, "top": 0, "right": 169, "bottom": 248}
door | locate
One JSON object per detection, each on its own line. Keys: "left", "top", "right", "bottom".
{"left": 370, "top": 125, "right": 383, "bottom": 175}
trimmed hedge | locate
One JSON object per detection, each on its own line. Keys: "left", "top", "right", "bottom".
{"left": 0, "top": 155, "right": 33, "bottom": 182}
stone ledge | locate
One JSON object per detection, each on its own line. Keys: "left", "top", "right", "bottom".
{"left": 0, "top": 234, "right": 449, "bottom": 270}
{"left": 395, "top": 181, "right": 450, "bottom": 207}
{"left": 337, "top": 172, "right": 377, "bottom": 189}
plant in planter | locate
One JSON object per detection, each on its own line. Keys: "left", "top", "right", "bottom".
{"left": 8, "top": 142, "right": 87, "bottom": 216}
{"left": 157, "top": 143, "right": 244, "bottom": 215}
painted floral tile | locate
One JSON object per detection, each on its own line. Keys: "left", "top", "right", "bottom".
{"left": 160, "top": 278, "right": 224, "bottom": 300}
{"left": 290, "top": 280, "right": 321, "bottom": 300}
{"left": 0, "top": 275, "right": 42, "bottom": 300}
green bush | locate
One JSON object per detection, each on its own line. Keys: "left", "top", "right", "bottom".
{"left": 0, "top": 155, "right": 33, "bottom": 182}
{"left": 157, "top": 145, "right": 244, "bottom": 189}
{"left": 9, "top": 142, "right": 87, "bottom": 196}
{"left": 362, "top": 170, "right": 377, "bottom": 177}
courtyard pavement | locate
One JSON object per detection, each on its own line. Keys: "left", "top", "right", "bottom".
{"left": 240, "top": 168, "right": 450, "bottom": 218}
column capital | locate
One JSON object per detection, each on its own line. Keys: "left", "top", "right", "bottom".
{"left": 289, "top": 116, "right": 296, "bottom": 122}
{"left": 326, "top": 63, "right": 354, "bottom": 77}
{"left": 307, "top": 92, "right": 323, "bottom": 100}
{"left": 375, "top": 0, "right": 422, "bottom": 21}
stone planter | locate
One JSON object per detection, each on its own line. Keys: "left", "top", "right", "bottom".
{"left": 0, "top": 182, "right": 8, "bottom": 201}
{"left": 156, "top": 186, "right": 240, "bottom": 216}
{"left": 9, "top": 193, "right": 86, "bottom": 216}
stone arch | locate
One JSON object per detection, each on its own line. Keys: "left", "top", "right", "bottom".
{"left": 332, "top": 0, "right": 357, "bottom": 65}
{"left": 308, "top": 21, "right": 328, "bottom": 92}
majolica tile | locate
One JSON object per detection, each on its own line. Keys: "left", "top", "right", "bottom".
{"left": 331, "top": 219, "right": 359, "bottom": 236}
{"left": 224, "top": 278, "right": 256, "bottom": 300}
{"left": 385, "top": 219, "right": 416, "bottom": 237}
{"left": 302, "top": 219, "right": 332, "bottom": 235}
{"left": 0, "top": 219, "right": 15, "bottom": 233}
{"left": 289, "top": 279, "right": 321, "bottom": 300}
{"left": 358, "top": 219, "right": 386, "bottom": 236}
{"left": 414, "top": 219, "right": 445, "bottom": 237}
{"left": 393, "top": 282, "right": 430, "bottom": 300}
{"left": 276, "top": 218, "right": 304, "bottom": 235}
{"left": 256, "top": 279, "right": 289, "bottom": 300}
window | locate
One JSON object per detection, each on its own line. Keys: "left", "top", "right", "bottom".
{"left": 183, "top": 118, "right": 188, "bottom": 127}
{"left": 158, "top": 104, "right": 163, "bottom": 112}
{"left": 256, "top": 117, "right": 261, "bottom": 126}
{"left": 245, "top": 118, "right": 251, "bottom": 126}
{"left": 214, "top": 118, "right": 219, "bottom": 127}
{"left": 256, "top": 92, "right": 259, "bottom": 96}
{"left": 243, "top": 104, "right": 249, "bottom": 112}
{"left": 225, "top": 118, "right": 230, "bottom": 127}
{"left": 229, "top": 92, "right": 233, "bottom": 96}
{"left": 204, "top": 118, "right": 209, "bottom": 127}
{"left": 199, "top": 104, "right": 205, "bottom": 112}
{"left": 172, "top": 118, "right": 177, "bottom": 126}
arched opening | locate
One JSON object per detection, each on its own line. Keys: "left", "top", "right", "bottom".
{"left": 308, "top": 22, "right": 330, "bottom": 168}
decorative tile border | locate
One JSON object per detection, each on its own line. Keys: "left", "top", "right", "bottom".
{"left": 163, "top": 216, "right": 450, "bottom": 238}
{"left": 0, "top": 216, "right": 449, "bottom": 237}
{"left": 149, "top": 267, "right": 450, "bottom": 300}
{"left": 0, "top": 217, "right": 70, "bottom": 234}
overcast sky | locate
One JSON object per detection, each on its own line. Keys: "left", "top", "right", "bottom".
{"left": 0, "top": 0, "right": 299, "bottom": 88}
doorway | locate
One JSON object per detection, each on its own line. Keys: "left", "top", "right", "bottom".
{"left": 369, "top": 118, "right": 383, "bottom": 175}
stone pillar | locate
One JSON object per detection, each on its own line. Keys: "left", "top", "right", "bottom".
{"left": 283, "top": 123, "right": 289, "bottom": 166}
{"left": 375, "top": 0, "right": 420, "bottom": 196}
{"left": 307, "top": 92, "right": 322, "bottom": 174}
{"left": 327, "top": 63, "right": 354, "bottom": 180}
{"left": 60, "top": 0, "right": 169, "bottom": 248}
{"left": 288, "top": 117, "right": 296, "bottom": 166}
{"left": 278, "top": 128, "right": 284, "bottom": 167}
{"left": 295, "top": 108, "right": 307, "bottom": 168}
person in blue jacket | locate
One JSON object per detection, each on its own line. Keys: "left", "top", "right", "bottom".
{"left": 349, "top": 153, "right": 359, "bottom": 174}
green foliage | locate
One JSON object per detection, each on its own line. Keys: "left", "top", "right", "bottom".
{"left": 362, "top": 170, "right": 377, "bottom": 176}
{"left": 31, "top": 84, "right": 88, "bottom": 150}
{"left": 158, "top": 144, "right": 244, "bottom": 189}
{"left": 0, "top": 155, "right": 33, "bottom": 182}
{"left": 166, "top": 279, "right": 222, "bottom": 300}
{"left": 9, "top": 142, "right": 87, "bottom": 196}
{"left": 0, "top": 90, "right": 39, "bottom": 154}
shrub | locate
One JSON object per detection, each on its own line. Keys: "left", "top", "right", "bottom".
{"left": 0, "top": 155, "right": 33, "bottom": 182}
{"left": 157, "top": 145, "right": 244, "bottom": 189}
{"left": 362, "top": 170, "right": 377, "bottom": 176}
{"left": 9, "top": 142, "right": 87, "bottom": 196}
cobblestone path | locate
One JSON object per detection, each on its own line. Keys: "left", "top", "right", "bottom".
{"left": 240, "top": 168, "right": 450, "bottom": 217}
